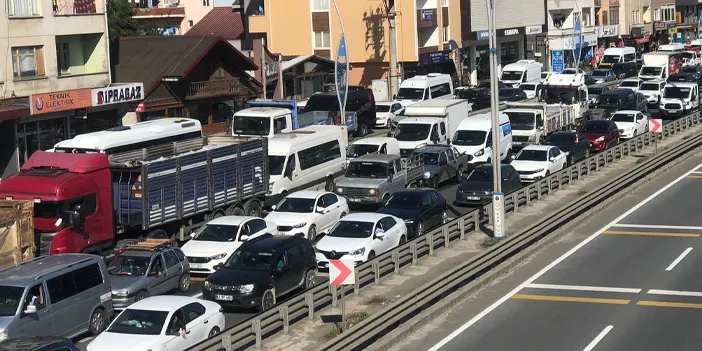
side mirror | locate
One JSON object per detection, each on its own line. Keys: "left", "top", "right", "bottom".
{"left": 213, "top": 263, "right": 223, "bottom": 270}
{"left": 374, "top": 229, "right": 385, "bottom": 239}
{"left": 24, "top": 305, "right": 37, "bottom": 315}
{"left": 550, "top": 157, "right": 557, "bottom": 162}
{"left": 315, "top": 206, "right": 325, "bottom": 214}
{"left": 240, "top": 235, "right": 250, "bottom": 241}
{"left": 271, "top": 204, "right": 277, "bottom": 210}
{"left": 65, "top": 210, "right": 84, "bottom": 229}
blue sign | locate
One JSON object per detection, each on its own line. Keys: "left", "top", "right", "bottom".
{"left": 421, "top": 9, "right": 433, "bottom": 21}
{"left": 335, "top": 35, "right": 349, "bottom": 114}
{"left": 419, "top": 50, "right": 451, "bottom": 65}
{"left": 501, "top": 123, "right": 512, "bottom": 136}
{"left": 477, "top": 31, "right": 489, "bottom": 40}
{"left": 552, "top": 50, "right": 564, "bottom": 73}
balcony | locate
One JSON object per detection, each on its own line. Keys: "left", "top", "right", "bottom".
{"left": 54, "top": 0, "right": 103, "bottom": 15}
{"left": 133, "top": 5, "right": 185, "bottom": 19}
{"left": 187, "top": 79, "right": 245, "bottom": 99}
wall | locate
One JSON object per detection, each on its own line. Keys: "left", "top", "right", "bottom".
{"left": 471, "top": 0, "right": 545, "bottom": 31}
{"left": 182, "top": 0, "right": 214, "bottom": 32}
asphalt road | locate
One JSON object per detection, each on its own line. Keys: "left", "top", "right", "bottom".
{"left": 414, "top": 149, "right": 702, "bottom": 351}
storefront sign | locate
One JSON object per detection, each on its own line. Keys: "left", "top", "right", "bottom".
{"left": 91, "top": 83, "right": 144, "bottom": 107}
{"left": 596, "top": 25, "right": 619, "bottom": 38}
{"left": 668, "top": 22, "right": 677, "bottom": 29}
{"left": 421, "top": 9, "right": 433, "bottom": 21}
{"left": 30, "top": 89, "right": 92, "bottom": 115}
{"left": 526, "top": 25, "right": 542, "bottom": 35}
{"left": 551, "top": 50, "right": 564, "bottom": 73}
{"left": 563, "top": 34, "right": 597, "bottom": 50}
{"left": 631, "top": 27, "right": 644, "bottom": 38}
{"left": 419, "top": 50, "right": 452, "bottom": 65}
{"left": 503, "top": 28, "right": 521, "bottom": 36}
{"left": 654, "top": 21, "right": 667, "bottom": 31}
{"left": 477, "top": 30, "right": 489, "bottom": 40}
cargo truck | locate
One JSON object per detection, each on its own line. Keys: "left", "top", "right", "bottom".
{"left": 0, "top": 120, "right": 269, "bottom": 257}
{"left": 0, "top": 200, "right": 35, "bottom": 269}
{"left": 639, "top": 52, "right": 683, "bottom": 80}
{"left": 393, "top": 99, "right": 470, "bottom": 157}
{"left": 503, "top": 102, "right": 579, "bottom": 151}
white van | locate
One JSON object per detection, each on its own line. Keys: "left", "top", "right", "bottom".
{"left": 598, "top": 47, "right": 636, "bottom": 68}
{"left": 395, "top": 117, "right": 449, "bottom": 157}
{"left": 658, "top": 43, "right": 686, "bottom": 52}
{"left": 451, "top": 112, "right": 513, "bottom": 164}
{"left": 394, "top": 73, "right": 453, "bottom": 106}
{"left": 268, "top": 125, "right": 348, "bottom": 198}
{"left": 500, "top": 60, "right": 543, "bottom": 87}
{"left": 346, "top": 137, "right": 400, "bottom": 162}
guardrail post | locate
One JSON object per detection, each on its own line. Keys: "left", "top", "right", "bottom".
{"left": 525, "top": 185, "right": 532, "bottom": 206}
{"left": 280, "top": 305, "right": 290, "bottom": 334}
{"left": 331, "top": 285, "right": 338, "bottom": 307}
{"left": 354, "top": 272, "right": 360, "bottom": 295}
{"left": 547, "top": 177, "right": 552, "bottom": 193}
{"left": 512, "top": 193, "right": 518, "bottom": 212}
{"left": 567, "top": 167, "right": 573, "bottom": 184}
{"left": 486, "top": 205, "right": 493, "bottom": 224}
{"left": 306, "top": 292, "right": 314, "bottom": 319}
{"left": 536, "top": 182, "right": 542, "bottom": 200}
{"left": 392, "top": 250, "right": 400, "bottom": 273}
{"left": 221, "top": 333, "right": 232, "bottom": 351}
{"left": 459, "top": 219, "right": 466, "bottom": 240}
{"left": 443, "top": 227, "right": 450, "bottom": 248}
{"left": 373, "top": 261, "right": 381, "bottom": 284}
{"left": 472, "top": 211, "right": 479, "bottom": 228}
{"left": 252, "top": 319, "right": 262, "bottom": 349}
{"left": 557, "top": 172, "right": 563, "bottom": 189}
{"left": 410, "top": 241, "right": 418, "bottom": 265}
{"left": 595, "top": 155, "right": 600, "bottom": 171}
{"left": 427, "top": 233, "right": 434, "bottom": 256}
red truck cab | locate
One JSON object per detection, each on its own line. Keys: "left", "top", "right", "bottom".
{"left": 0, "top": 151, "right": 114, "bottom": 255}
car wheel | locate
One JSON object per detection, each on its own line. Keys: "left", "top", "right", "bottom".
{"left": 178, "top": 273, "right": 191, "bottom": 292}
{"left": 135, "top": 290, "right": 148, "bottom": 302}
{"left": 89, "top": 308, "right": 107, "bottom": 335}
{"left": 307, "top": 225, "right": 317, "bottom": 242}
{"left": 545, "top": 170, "right": 551, "bottom": 178}
{"left": 325, "top": 177, "right": 335, "bottom": 192}
{"left": 258, "top": 289, "right": 275, "bottom": 312}
{"left": 367, "top": 251, "right": 376, "bottom": 260}
{"left": 340, "top": 212, "right": 347, "bottom": 219}
{"left": 431, "top": 176, "right": 439, "bottom": 189}
{"left": 386, "top": 120, "right": 391, "bottom": 129}
{"left": 356, "top": 124, "right": 369, "bottom": 137}
{"left": 399, "top": 235, "right": 407, "bottom": 245}
{"left": 303, "top": 269, "right": 317, "bottom": 289}
{"left": 455, "top": 166, "right": 464, "bottom": 183}
{"left": 208, "top": 327, "right": 221, "bottom": 338}
{"left": 416, "top": 221, "right": 424, "bottom": 236}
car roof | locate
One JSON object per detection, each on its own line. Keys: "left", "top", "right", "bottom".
{"left": 584, "top": 119, "right": 613, "bottom": 125}
{"left": 594, "top": 68, "right": 612, "bottom": 71}
{"left": 205, "top": 216, "right": 258, "bottom": 226}
{"left": 375, "top": 101, "right": 397, "bottom": 106}
{"left": 520, "top": 145, "right": 554, "bottom": 151}
{"left": 391, "top": 189, "right": 437, "bottom": 196}
{"left": 285, "top": 190, "right": 326, "bottom": 199}
{"left": 127, "top": 296, "right": 202, "bottom": 312}
{"left": 641, "top": 79, "right": 666, "bottom": 83}
{"left": 352, "top": 153, "right": 398, "bottom": 162}
{"left": 666, "top": 82, "right": 697, "bottom": 88}
{"left": 353, "top": 137, "right": 395, "bottom": 145}
{"left": 0, "top": 336, "right": 72, "bottom": 350}
{"left": 0, "top": 254, "right": 99, "bottom": 284}
{"left": 415, "top": 145, "right": 452, "bottom": 153}
{"left": 601, "top": 89, "right": 633, "bottom": 96}
{"left": 341, "top": 213, "right": 388, "bottom": 222}
{"left": 613, "top": 110, "right": 641, "bottom": 114}
{"left": 241, "top": 235, "right": 298, "bottom": 251}
{"left": 622, "top": 77, "right": 642, "bottom": 82}
{"left": 474, "top": 164, "right": 514, "bottom": 170}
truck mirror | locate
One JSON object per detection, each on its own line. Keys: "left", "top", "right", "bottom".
{"left": 65, "top": 210, "right": 84, "bottom": 229}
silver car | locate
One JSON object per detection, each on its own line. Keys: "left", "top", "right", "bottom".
{"left": 108, "top": 244, "right": 191, "bottom": 309}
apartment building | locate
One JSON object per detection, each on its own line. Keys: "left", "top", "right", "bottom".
{"left": 650, "top": 0, "right": 699, "bottom": 45}
{"left": 130, "top": 0, "right": 214, "bottom": 34}
{"left": 595, "top": 0, "right": 621, "bottom": 49}
{"left": 0, "top": 0, "right": 143, "bottom": 179}
{"left": 546, "top": 0, "right": 598, "bottom": 70}
{"left": 619, "top": 0, "right": 650, "bottom": 50}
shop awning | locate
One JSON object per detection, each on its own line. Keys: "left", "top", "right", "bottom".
{"left": 635, "top": 37, "right": 649, "bottom": 44}
{"left": 0, "top": 98, "right": 29, "bottom": 122}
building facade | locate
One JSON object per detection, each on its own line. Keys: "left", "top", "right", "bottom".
{"left": 129, "top": 0, "right": 215, "bottom": 35}
{"left": 547, "top": 0, "right": 597, "bottom": 70}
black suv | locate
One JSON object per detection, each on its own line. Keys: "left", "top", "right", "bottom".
{"left": 303, "top": 89, "right": 377, "bottom": 137}
{"left": 455, "top": 88, "right": 491, "bottom": 110}
{"left": 588, "top": 89, "right": 647, "bottom": 118}
{"left": 612, "top": 62, "right": 639, "bottom": 79}
{"left": 203, "top": 234, "right": 317, "bottom": 312}
{"left": 0, "top": 337, "right": 79, "bottom": 351}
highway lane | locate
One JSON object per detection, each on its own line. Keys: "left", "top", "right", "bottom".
{"left": 423, "top": 157, "right": 702, "bottom": 351}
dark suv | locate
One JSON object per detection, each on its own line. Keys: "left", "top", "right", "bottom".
{"left": 0, "top": 337, "right": 79, "bottom": 351}
{"left": 612, "top": 62, "right": 638, "bottom": 79}
{"left": 303, "top": 89, "right": 377, "bottom": 137}
{"left": 203, "top": 234, "right": 317, "bottom": 312}
{"left": 589, "top": 89, "right": 647, "bottom": 119}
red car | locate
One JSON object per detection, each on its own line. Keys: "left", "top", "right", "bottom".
{"left": 579, "top": 120, "right": 620, "bottom": 152}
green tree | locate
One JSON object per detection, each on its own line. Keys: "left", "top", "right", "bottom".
{"left": 107, "top": 0, "right": 159, "bottom": 40}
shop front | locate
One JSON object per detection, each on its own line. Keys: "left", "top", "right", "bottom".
{"left": 652, "top": 21, "right": 671, "bottom": 47}
{"left": 549, "top": 33, "right": 598, "bottom": 69}
{"left": 624, "top": 27, "right": 650, "bottom": 53}
{"left": 466, "top": 26, "right": 529, "bottom": 85}
{"left": 596, "top": 25, "right": 620, "bottom": 49}
{"left": 525, "top": 25, "right": 548, "bottom": 68}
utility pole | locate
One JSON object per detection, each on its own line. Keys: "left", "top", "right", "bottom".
{"left": 486, "top": 0, "right": 505, "bottom": 239}
{"left": 384, "top": 0, "right": 399, "bottom": 99}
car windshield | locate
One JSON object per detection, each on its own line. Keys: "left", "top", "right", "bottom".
{"left": 107, "top": 309, "right": 168, "bottom": 335}
{"left": 505, "top": 111, "right": 535, "bottom": 130}
{"left": 588, "top": 87, "right": 604, "bottom": 95}
{"left": 0, "top": 286, "right": 24, "bottom": 316}
{"left": 596, "top": 95, "right": 621, "bottom": 106}
{"left": 452, "top": 130, "right": 487, "bottom": 146}
{"left": 639, "top": 83, "right": 660, "bottom": 91}
{"left": 663, "top": 87, "right": 691, "bottom": 98}
{"left": 541, "top": 72, "right": 549, "bottom": 79}
{"left": 268, "top": 156, "right": 286, "bottom": 176}
{"left": 224, "top": 248, "right": 273, "bottom": 270}
{"left": 275, "top": 197, "right": 315, "bottom": 213}
{"left": 521, "top": 84, "right": 537, "bottom": 91}
{"left": 600, "top": 55, "right": 620, "bottom": 64}
{"left": 384, "top": 193, "right": 424, "bottom": 209}
{"left": 498, "top": 89, "right": 515, "bottom": 97}
{"left": 327, "top": 221, "right": 374, "bottom": 239}
{"left": 592, "top": 70, "right": 609, "bottom": 77}
{"left": 620, "top": 81, "right": 639, "bottom": 87}
{"left": 345, "top": 161, "right": 388, "bottom": 178}
{"left": 347, "top": 144, "right": 380, "bottom": 157}
{"left": 640, "top": 67, "right": 662, "bottom": 75}
{"left": 611, "top": 113, "right": 636, "bottom": 122}
{"left": 515, "top": 150, "right": 547, "bottom": 161}
{"left": 397, "top": 88, "right": 424, "bottom": 100}
{"left": 541, "top": 87, "right": 577, "bottom": 104}
{"left": 108, "top": 255, "right": 150, "bottom": 276}
{"left": 546, "top": 134, "right": 578, "bottom": 151}
{"left": 415, "top": 152, "right": 438, "bottom": 165}
{"left": 231, "top": 116, "right": 270, "bottom": 136}
{"left": 192, "top": 224, "right": 240, "bottom": 242}
{"left": 501, "top": 71, "right": 523, "bottom": 81}
{"left": 395, "top": 124, "right": 431, "bottom": 141}
{"left": 581, "top": 122, "right": 610, "bottom": 133}
{"left": 467, "top": 168, "right": 493, "bottom": 181}
{"left": 376, "top": 105, "right": 391, "bottom": 113}
{"left": 682, "top": 52, "right": 694, "bottom": 59}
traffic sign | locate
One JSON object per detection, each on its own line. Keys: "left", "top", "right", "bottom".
{"left": 649, "top": 119, "right": 662, "bottom": 133}
{"left": 551, "top": 50, "right": 564, "bottom": 73}
{"left": 492, "top": 191, "right": 505, "bottom": 239}
{"left": 329, "top": 258, "right": 355, "bottom": 286}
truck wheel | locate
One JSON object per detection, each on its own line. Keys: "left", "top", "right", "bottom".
{"left": 356, "top": 124, "right": 369, "bottom": 137}
{"left": 430, "top": 177, "right": 439, "bottom": 189}
{"left": 325, "top": 177, "right": 335, "bottom": 192}
{"left": 227, "top": 206, "right": 245, "bottom": 216}
{"left": 244, "top": 200, "right": 262, "bottom": 217}
{"left": 455, "top": 166, "right": 464, "bottom": 183}
{"left": 146, "top": 229, "right": 168, "bottom": 239}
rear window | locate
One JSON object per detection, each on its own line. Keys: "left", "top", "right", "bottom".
{"left": 303, "top": 95, "right": 339, "bottom": 112}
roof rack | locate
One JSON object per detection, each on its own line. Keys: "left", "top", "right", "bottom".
{"left": 123, "top": 238, "right": 176, "bottom": 252}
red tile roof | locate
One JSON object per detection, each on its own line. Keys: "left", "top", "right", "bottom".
{"left": 185, "top": 7, "right": 244, "bottom": 40}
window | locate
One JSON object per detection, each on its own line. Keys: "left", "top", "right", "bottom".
{"left": 430, "top": 83, "right": 452, "bottom": 98}
{"left": 446, "top": 148, "right": 455, "bottom": 160}
{"left": 661, "top": 5, "right": 675, "bottom": 22}
{"left": 47, "top": 273, "right": 78, "bottom": 304}
{"left": 314, "top": 31, "right": 331, "bottom": 49}
{"left": 274, "top": 117, "right": 287, "bottom": 133}
{"left": 173, "top": 248, "right": 186, "bottom": 262}
{"left": 654, "top": 8, "right": 660, "bottom": 21}
{"left": 188, "top": 20, "right": 194, "bottom": 27}
{"left": 602, "top": 11, "right": 608, "bottom": 25}
{"left": 312, "top": 0, "right": 329, "bottom": 11}
{"left": 439, "top": 152, "right": 448, "bottom": 164}
{"left": 56, "top": 42, "right": 70, "bottom": 75}
{"left": 74, "top": 263, "right": 104, "bottom": 293}
{"left": 11, "top": 46, "right": 45, "bottom": 80}
{"left": 442, "top": 25, "right": 449, "bottom": 43}
{"left": 202, "top": 0, "right": 210, "bottom": 5}
{"left": 321, "top": 193, "right": 338, "bottom": 206}
{"left": 182, "top": 302, "right": 206, "bottom": 323}
{"left": 609, "top": 8, "right": 619, "bottom": 24}
{"left": 163, "top": 251, "right": 180, "bottom": 268}
{"left": 24, "top": 283, "right": 47, "bottom": 312}
{"left": 7, "top": 0, "right": 39, "bottom": 17}
{"left": 441, "top": 0, "right": 448, "bottom": 6}
{"left": 379, "top": 217, "right": 397, "bottom": 230}
{"left": 247, "top": 219, "right": 268, "bottom": 233}
{"left": 440, "top": 122, "right": 447, "bottom": 135}
{"left": 298, "top": 140, "right": 342, "bottom": 170}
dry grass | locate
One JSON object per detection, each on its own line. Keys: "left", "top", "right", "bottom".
{"left": 480, "top": 237, "right": 503, "bottom": 248}
{"left": 320, "top": 311, "right": 371, "bottom": 340}
{"left": 363, "top": 295, "right": 388, "bottom": 305}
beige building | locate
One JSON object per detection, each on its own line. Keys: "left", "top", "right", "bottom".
{"left": 130, "top": 0, "right": 215, "bottom": 34}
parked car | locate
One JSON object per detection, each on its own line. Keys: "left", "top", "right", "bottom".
{"left": 203, "top": 234, "right": 317, "bottom": 311}
{"left": 619, "top": 77, "right": 643, "bottom": 92}
{"left": 180, "top": 216, "right": 278, "bottom": 275}
{"left": 266, "top": 190, "right": 349, "bottom": 241}
{"left": 637, "top": 79, "right": 666, "bottom": 107}
{"left": 579, "top": 120, "right": 620, "bottom": 152}
{"left": 611, "top": 62, "right": 639, "bottom": 79}
{"left": 498, "top": 87, "right": 528, "bottom": 103}
{"left": 377, "top": 189, "right": 448, "bottom": 238}
{"left": 587, "top": 86, "right": 611, "bottom": 107}
{"left": 87, "top": 296, "right": 225, "bottom": 351}
{"left": 454, "top": 164, "right": 522, "bottom": 206}
{"left": 411, "top": 145, "right": 472, "bottom": 188}
{"left": 590, "top": 69, "right": 616, "bottom": 83}
{"left": 455, "top": 87, "right": 491, "bottom": 110}
{"left": 0, "top": 337, "right": 79, "bottom": 351}
{"left": 544, "top": 131, "right": 590, "bottom": 165}
{"left": 109, "top": 241, "right": 191, "bottom": 308}
{"left": 510, "top": 145, "right": 567, "bottom": 183}
{"left": 375, "top": 101, "right": 405, "bottom": 128}
{"left": 609, "top": 110, "right": 649, "bottom": 139}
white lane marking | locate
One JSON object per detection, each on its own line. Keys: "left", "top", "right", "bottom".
{"left": 611, "top": 224, "right": 702, "bottom": 230}
{"left": 191, "top": 292, "right": 203, "bottom": 298}
{"left": 691, "top": 171, "right": 702, "bottom": 174}
{"left": 647, "top": 289, "right": 702, "bottom": 297}
{"left": 525, "top": 283, "right": 642, "bottom": 294}
{"left": 665, "top": 247, "right": 693, "bottom": 271}
{"left": 428, "top": 161, "right": 702, "bottom": 351}
{"left": 583, "top": 325, "right": 614, "bottom": 351}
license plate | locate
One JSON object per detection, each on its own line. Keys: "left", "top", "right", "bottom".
{"left": 190, "top": 263, "right": 203, "bottom": 269}
{"left": 667, "top": 110, "right": 676, "bottom": 113}
{"left": 466, "top": 196, "right": 480, "bottom": 201}
{"left": 215, "top": 294, "right": 233, "bottom": 301}
{"left": 350, "top": 198, "right": 362, "bottom": 202}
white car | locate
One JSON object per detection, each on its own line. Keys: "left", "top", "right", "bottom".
{"left": 619, "top": 77, "right": 643, "bottom": 92}
{"left": 610, "top": 110, "right": 648, "bottom": 139}
{"left": 375, "top": 101, "right": 405, "bottom": 128}
{"left": 181, "top": 216, "right": 278, "bottom": 274}
{"left": 510, "top": 145, "right": 567, "bottom": 183}
{"left": 540, "top": 71, "right": 552, "bottom": 83}
{"left": 638, "top": 79, "right": 666, "bottom": 107}
{"left": 87, "top": 296, "right": 225, "bottom": 351}
{"left": 519, "top": 82, "right": 541, "bottom": 99}
{"left": 561, "top": 68, "right": 585, "bottom": 75}
{"left": 266, "top": 190, "right": 349, "bottom": 241}
{"left": 314, "top": 213, "right": 407, "bottom": 269}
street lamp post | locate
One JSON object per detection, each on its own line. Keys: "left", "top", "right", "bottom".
{"left": 486, "top": 0, "right": 505, "bottom": 239}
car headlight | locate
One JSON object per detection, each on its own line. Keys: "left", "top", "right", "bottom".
{"left": 369, "top": 189, "right": 377, "bottom": 195}
{"left": 424, "top": 171, "right": 431, "bottom": 178}
{"left": 349, "top": 247, "right": 365, "bottom": 256}
{"left": 404, "top": 219, "right": 415, "bottom": 223}
{"left": 113, "top": 289, "right": 129, "bottom": 297}
{"left": 293, "top": 222, "right": 307, "bottom": 228}
{"left": 336, "top": 187, "right": 344, "bottom": 193}
{"left": 596, "top": 136, "right": 605, "bottom": 142}
{"left": 527, "top": 135, "right": 535, "bottom": 142}
{"left": 474, "top": 148, "right": 484, "bottom": 156}
{"left": 208, "top": 253, "right": 228, "bottom": 260}
{"left": 204, "top": 281, "right": 212, "bottom": 290}
{"left": 534, "top": 168, "right": 545, "bottom": 173}
{"left": 0, "top": 331, "right": 7, "bottom": 342}
{"left": 237, "top": 284, "right": 255, "bottom": 294}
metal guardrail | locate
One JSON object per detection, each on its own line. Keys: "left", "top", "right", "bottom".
{"left": 319, "top": 111, "right": 702, "bottom": 351}
{"left": 188, "top": 78, "right": 634, "bottom": 351}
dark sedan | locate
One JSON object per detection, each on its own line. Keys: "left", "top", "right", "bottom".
{"left": 544, "top": 132, "right": 590, "bottom": 165}
{"left": 455, "top": 87, "right": 491, "bottom": 110}
{"left": 579, "top": 120, "right": 620, "bottom": 152}
{"left": 377, "top": 189, "right": 448, "bottom": 238}
{"left": 498, "top": 88, "right": 528, "bottom": 104}
{"left": 454, "top": 164, "right": 522, "bottom": 206}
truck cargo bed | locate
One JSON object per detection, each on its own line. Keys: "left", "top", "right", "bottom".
{"left": 0, "top": 200, "right": 35, "bottom": 269}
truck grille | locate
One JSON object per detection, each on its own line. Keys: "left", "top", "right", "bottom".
{"left": 36, "top": 230, "right": 57, "bottom": 256}
{"left": 664, "top": 103, "right": 681, "bottom": 109}
{"left": 400, "top": 149, "right": 414, "bottom": 157}
{"left": 316, "top": 249, "right": 349, "bottom": 260}
{"left": 341, "top": 187, "right": 371, "bottom": 197}
{"left": 513, "top": 135, "right": 529, "bottom": 142}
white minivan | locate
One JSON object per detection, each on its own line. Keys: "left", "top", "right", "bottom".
{"left": 268, "top": 125, "right": 348, "bottom": 200}
{"left": 394, "top": 73, "right": 453, "bottom": 106}
{"left": 451, "top": 112, "right": 513, "bottom": 164}
{"left": 598, "top": 47, "right": 636, "bottom": 68}
{"left": 500, "top": 60, "right": 543, "bottom": 87}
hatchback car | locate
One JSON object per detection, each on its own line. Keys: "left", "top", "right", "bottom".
{"left": 375, "top": 102, "right": 404, "bottom": 128}
{"left": 579, "top": 120, "right": 620, "bottom": 152}
{"left": 590, "top": 69, "right": 616, "bottom": 83}
{"left": 377, "top": 189, "right": 448, "bottom": 238}
{"left": 544, "top": 131, "right": 590, "bottom": 165}
{"left": 611, "top": 62, "right": 639, "bottom": 79}
{"left": 203, "top": 234, "right": 317, "bottom": 311}
{"left": 609, "top": 110, "right": 649, "bottom": 139}
{"left": 454, "top": 164, "right": 521, "bottom": 206}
